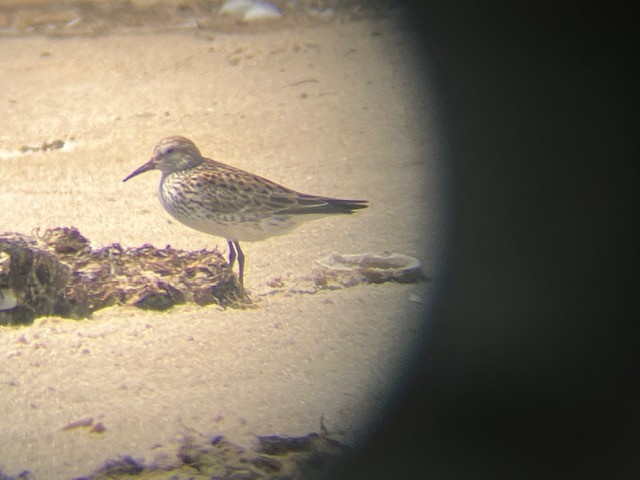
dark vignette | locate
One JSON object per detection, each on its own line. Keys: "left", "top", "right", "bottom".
{"left": 339, "top": 2, "right": 638, "bottom": 479}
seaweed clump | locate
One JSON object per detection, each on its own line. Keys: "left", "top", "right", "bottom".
{"left": 86, "top": 432, "right": 351, "bottom": 480}
{"left": 0, "top": 227, "right": 244, "bottom": 325}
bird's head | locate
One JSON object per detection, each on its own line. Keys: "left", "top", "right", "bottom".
{"left": 123, "top": 136, "right": 204, "bottom": 182}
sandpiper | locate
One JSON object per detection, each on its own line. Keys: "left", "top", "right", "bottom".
{"left": 123, "top": 136, "right": 368, "bottom": 286}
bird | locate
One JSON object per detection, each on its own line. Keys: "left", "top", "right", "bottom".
{"left": 122, "top": 136, "right": 368, "bottom": 286}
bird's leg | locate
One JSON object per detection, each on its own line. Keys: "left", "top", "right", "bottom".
{"left": 227, "top": 240, "right": 236, "bottom": 269}
{"left": 234, "top": 241, "right": 245, "bottom": 286}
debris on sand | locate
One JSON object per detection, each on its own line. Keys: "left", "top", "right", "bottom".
{"left": 0, "top": 227, "right": 245, "bottom": 325}
{"left": 262, "top": 251, "right": 426, "bottom": 296}
{"left": 318, "top": 252, "right": 425, "bottom": 284}
{"left": 87, "top": 431, "right": 350, "bottom": 480}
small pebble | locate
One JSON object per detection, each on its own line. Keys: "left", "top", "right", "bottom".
{"left": 308, "top": 8, "right": 335, "bottom": 19}
{"left": 90, "top": 422, "right": 106, "bottom": 433}
{"left": 409, "top": 294, "right": 425, "bottom": 303}
{"left": 62, "top": 417, "right": 94, "bottom": 431}
{"left": 243, "top": 2, "right": 283, "bottom": 21}
{"left": 219, "top": 0, "right": 255, "bottom": 15}
{"left": 41, "top": 139, "right": 65, "bottom": 151}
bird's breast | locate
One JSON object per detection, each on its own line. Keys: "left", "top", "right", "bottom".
{"left": 158, "top": 174, "right": 299, "bottom": 242}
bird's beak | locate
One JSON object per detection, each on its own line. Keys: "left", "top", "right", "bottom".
{"left": 122, "top": 157, "right": 157, "bottom": 182}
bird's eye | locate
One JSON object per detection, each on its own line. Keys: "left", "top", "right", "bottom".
{"left": 166, "top": 147, "right": 174, "bottom": 154}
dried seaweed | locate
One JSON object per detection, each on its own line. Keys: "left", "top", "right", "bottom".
{"left": 86, "top": 432, "right": 351, "bottom": 480}
{"left": 0, "top": 227, "right": 245, "bottom": 325}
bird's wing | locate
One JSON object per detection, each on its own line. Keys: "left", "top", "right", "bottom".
{"left": 193, "top": 161, "right": 304, "bottom": 214}
{"left": 196, "top": 160, "right": 367, "bottom": 215}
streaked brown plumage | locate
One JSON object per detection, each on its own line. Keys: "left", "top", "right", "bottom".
{"left": 123, "top": 136, "right": 368, "bottom": 285}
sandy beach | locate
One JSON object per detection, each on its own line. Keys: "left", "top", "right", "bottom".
{"left": 1, "top": 3, "right": 446, "bottom": 478}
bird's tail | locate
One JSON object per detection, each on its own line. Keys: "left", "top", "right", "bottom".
{"left": 286, "top": 195, "right": 369, "bottom": 215}
{"left": 322, "top": 198, "right": 369, "bottom": 214}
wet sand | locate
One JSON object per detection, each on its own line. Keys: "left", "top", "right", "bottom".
{"left": 0, "top": 10, "right": 446, "bottom": 479}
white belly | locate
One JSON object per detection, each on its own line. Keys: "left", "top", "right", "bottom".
{"left": 158, "top": 186, "right": 300, "bottom": 242}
